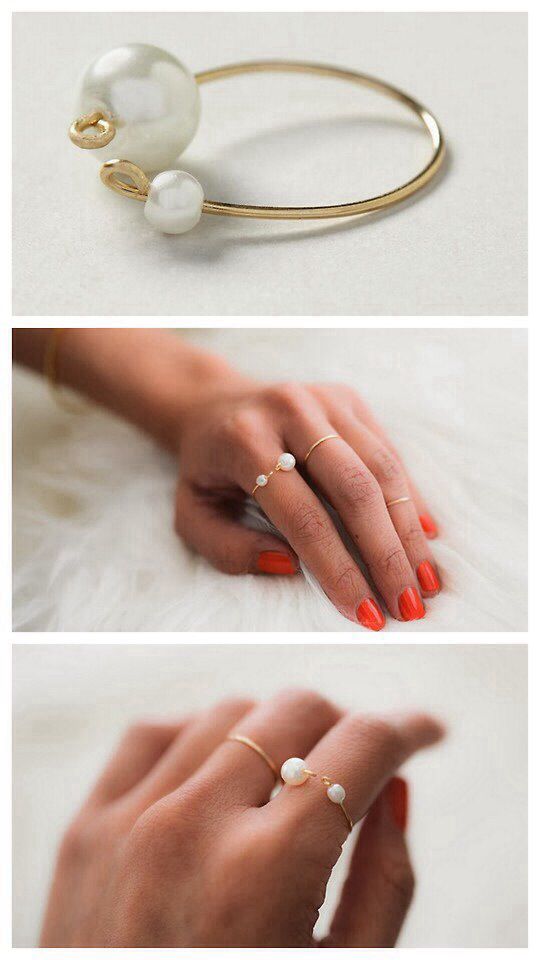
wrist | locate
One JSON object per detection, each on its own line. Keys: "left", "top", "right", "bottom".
{"left": 55, "top": 329, "right": 249, "bottom": 451}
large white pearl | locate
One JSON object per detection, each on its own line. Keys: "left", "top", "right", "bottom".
{"left": 327, "top": 783, "right": 346, "bottom": 804}
{"left": 278, "top": 453, "right": 296, "bottom": 471}
{"left": 76, "top": 43, "right": 200, "bottom": 171}
{"left": 281, "top": 757, "right": 309, "bottom": 786}
{"left": 144, "top": 170, "right": 204, "bottom": 234}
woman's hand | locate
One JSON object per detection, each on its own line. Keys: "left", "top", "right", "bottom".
{"left": 40, "top": 691, "right": 444, "bottom": 947}
{"left": 13, "top": 329, "right": 440, "bottom": 628}
{"left": 176, "top": 376, "right": 440, "bottom": 629}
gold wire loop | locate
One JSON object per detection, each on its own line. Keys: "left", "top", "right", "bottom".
{"left": 99, "top": 160, "right": 150, "bottom": 202}
{"left": 69, "top": 111, "right": 116, "bottom": 149}
{"left": 226, "top": 735, "right": 278, "bottom": 778}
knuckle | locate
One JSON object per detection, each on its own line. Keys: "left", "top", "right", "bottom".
{"left": 222, "top": 408, "right": 261, "bottom": 455}
{"left": 370, "top": 447, "right": 404, "bottom": 485}
{"left": 265, "top": 382, "right": 307, "bottom": 414}
{"left": 335, "top": 463, "right": 380, "bottom": 508}
{"left": 370, "top": 543, "right": 411, "bottom": 580}
{"left": 57, "top": 815, "right": 91, "bottom": 867}
{"left": 347, "top": 714, "right": 404, "bottom": 764}
{"left": 400, "top": 522, "right": 426, "bottom": 549}
{"left": 274, "top": 687, "right": 338, "bottom": 725}
{"left": 327, "top": 561, "right": 362, "bottom": 602}
{"left": 381, "top": 854, "right": 415, "bottom": 907}
{"left": 290, "top": 501, "right": 334, "bottom": 548}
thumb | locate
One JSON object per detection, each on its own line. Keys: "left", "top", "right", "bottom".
{"left": 175, "top": 481, "right": 298, "bottom": 575}
{"left": 323, "top": 777, "right": 414, "bottom": 948}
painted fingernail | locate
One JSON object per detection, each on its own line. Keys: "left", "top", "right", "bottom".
{"left": 389, "top": 776, "right": 408, "bottom": 831}
{"left": 419, "top": 513, "right": 438, "bottom": 538}
{"left": 417, "top": 560, "right": 440, "bottom": 593}
{"left": 398, "top": 586, "right": 425, "bottom": 620}
{"left": 257, "top": 551, "right": 297, "bottom": 575}
{"left": 357, "top": 598, "right": 386, "bottom": 631}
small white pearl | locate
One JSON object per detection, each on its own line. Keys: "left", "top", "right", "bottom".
{"left": 256, "top": 474, "right": 268, "bottom": 487}
{"left": 278, "top": 453, "right": 296, "bottom": 471}
{"left": 144, "top": 170, "right": 204, "bottom": 234}
{"left": 327, "top": 783, "right": 346, "bottom": 804}
{"left": 76, "top": 43, "right": 200, "bottom": 171}
{"left": 281, "top": 757, "right": 309, "bottom": 786}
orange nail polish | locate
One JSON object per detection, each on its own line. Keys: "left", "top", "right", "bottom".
{"left": 417, "top": 560, "right": 440, "bottom": 593}
{"left": 398, "top": 586, "right": 425, "bottom": 621}
{"left": 256, "top": 551, "right": 297, "bottom": 575}
{"left": 389, "top": 777, "right": 408, "bottom": 831}
{"left": 419, "top": 513, "right": 438, "bottom": 538}
{"left": 357, "top": 598, "right": 386, "bottom": 632}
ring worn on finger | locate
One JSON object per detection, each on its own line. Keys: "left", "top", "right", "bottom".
{"left": 252, "top": 452, "right": 296, "bottom": 496}
{"left": 281, "top": 757, "right": 353, "bottom": 832}
{"left": 227, "top": 734, "right": 278, "bottom": 778}
{"left": 386, "top": 496, "right": 411, "bottom": 508}
{"left": 304, "top": 434, "right": 341, "bottom": 464}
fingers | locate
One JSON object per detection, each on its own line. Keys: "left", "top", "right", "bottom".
{"left": 120, "top": 698, "right": 255, "bottom": 819}
{"left": 254, "top": 466, "right": 385, "bottom": 628}
{"left": 349, "top": 398, "right": 439, "bottom": 539}
{"left": 299, "top": 435, "right": 425, "bottom": 621}
{"left": 268, "top": 710, "right": 444, "bottom": 861}
{"left": 85, "top": 719, "right": 188, "bottom": 808}
{"left": 333, "top": 413, "right": 441, "bottom": 598}
{"left": 188, "top": 689, "right": 342, "bottom": 811}
{"left": 175, "top": 482, "right": 298, "bottom": 576}
{"left": 323, "top": 778, "right": 414, "bottom": 947}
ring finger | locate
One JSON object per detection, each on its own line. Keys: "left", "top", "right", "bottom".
{"left": 288, "top": 424, "right": 425, "bottom": 621}
{"left": 333, "top": 411, "right": 441, "bottom": 597}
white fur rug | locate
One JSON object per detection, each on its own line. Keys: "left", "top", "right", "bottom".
{"left": 12, "top": 329, "right": 527, "bottom": 632}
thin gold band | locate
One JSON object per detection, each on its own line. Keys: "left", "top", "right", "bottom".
{"left": 95, "top": 59, "right": 445, "bottom": 219}
{"left": 304, "top": 434, "right": 341, "bottom": 464}
{"left": 386, "top": 496, "right": 411, "bottom": 508}
{"left": 226, "top": 735, "right": 278, "bottom": 778}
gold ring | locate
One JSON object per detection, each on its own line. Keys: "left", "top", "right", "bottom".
{"left": 251, "top": 452, "right": 296, "bottom": 496}
{"left": 304, "top": 434, "right": 341, "bottom": 464}
{"left": 281, "top": 758, "right": 353, "bottom": 832}
{"left": 227, "top": 735, "right": 278, "bottom": 778}
{"left": 69, "top": 47, "right": 445, "bottom": 236}
{"left": 386, "top": 496, "right": 411, "bottom": 508}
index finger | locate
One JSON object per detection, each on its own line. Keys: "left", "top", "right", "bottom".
{"left": 266, "top": 710, "right": 445, "bottom": 855}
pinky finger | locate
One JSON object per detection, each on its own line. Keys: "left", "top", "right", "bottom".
{"left": 175, "top": 482, "right": 299, "bottom": 576}
{"left": 322, "top": 778, "right": 413, "bottom": 948}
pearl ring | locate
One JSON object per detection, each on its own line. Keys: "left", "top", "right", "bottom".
{"left": 251, "top": 453, "right": 296, "bottom": 497}
{"left": 69, "top": 43, "right": 445, "bottom": 235}
{"left": 281, "top": 757, "right": 353, "bottom": 832}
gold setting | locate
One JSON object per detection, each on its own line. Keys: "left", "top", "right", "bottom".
{"left": 99, "top": 160, "right": 150, "bottom": 202}
{"left": 69, "top": 111, "right": 116, "bottom": 149}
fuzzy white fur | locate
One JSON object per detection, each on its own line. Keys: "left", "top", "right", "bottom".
{"left": 13, "top": 329, "right": 527, "bottom": 632}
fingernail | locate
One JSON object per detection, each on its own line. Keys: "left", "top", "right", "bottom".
{"left": 417, "top": 560, "right": 440, "bottom": 593}
{"left": 419, "top": 513, "right": 438, "bottom": 538}
{"left": 398, "top": 586, "right": 425, "bottom": 621}
{"left": 256, "top": 551, "right": 297, "bottom": 575}
{"left": 389, "top": 777, "right": 408, "bottom": 831}
{"left": 357, "top": 598, "right": 386, "bottom": 632}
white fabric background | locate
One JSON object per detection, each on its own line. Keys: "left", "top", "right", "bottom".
{"left": 12, "top": 328, "right": 527, "bottom": 633}
{"left": 12, "top": 12, "right": 527, "bottom": 316}
{"left": 12, "top": 643, "right": 527, "bottom": 947}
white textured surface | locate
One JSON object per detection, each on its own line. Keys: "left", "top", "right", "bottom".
{"left": 12, "top": 328, "right": 527, "bottom": 633}
{"left": 12, "top": 643, "right": 528, "bottom": 946}
{"left": 13, "top": 12, "right": 527, "bottom": 316}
